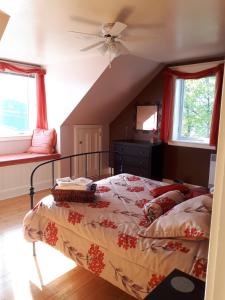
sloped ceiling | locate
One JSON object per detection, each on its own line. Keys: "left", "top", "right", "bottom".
{"left": 64, "top": 55, "right": 161, "bottom": 125}
{"left": 0, "top": 0, "right": 224, "bottom": 127}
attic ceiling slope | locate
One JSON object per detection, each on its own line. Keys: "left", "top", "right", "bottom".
{"left": 63, "top": 55, "right": 163, "bottom": 126}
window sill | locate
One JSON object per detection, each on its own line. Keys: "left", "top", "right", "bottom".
{"left": 168, "top": 140, "right": 216, "bottom": 150}
{"left": 0, "top": 152, "right": 61, "bottom": 167}
{"left": 0, "top": 135, "right": 32, "bottom": 142}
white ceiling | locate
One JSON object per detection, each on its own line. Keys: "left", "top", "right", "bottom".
{"left": 0, "top": 0, "right": 224, "bottom": 65}
{"left": 0, "top": 0, "right": 224, "bottom": 130}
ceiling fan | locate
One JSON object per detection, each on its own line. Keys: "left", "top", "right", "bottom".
{"left": 69, "top": 22, "right": 129, "bottom": 67}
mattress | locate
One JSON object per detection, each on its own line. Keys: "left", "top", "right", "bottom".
{"left": 23, "top": 174, "right": 209, "bottom": 299}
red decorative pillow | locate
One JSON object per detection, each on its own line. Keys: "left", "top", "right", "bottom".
{"left": 150, "top": 184, "right": 189, "bottom": 198}
{"left": 27, "top": 128, "right": 57, "bottom": 154}
{"left": 185, "top": 187, "right": 209, "bottom": 200}
{"left": 144, "top": 190, "right": 185, "bottom": 223}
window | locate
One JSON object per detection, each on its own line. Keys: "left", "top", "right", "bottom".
{"left": 172, "top": 76, "right": 216, "bottom": 144}
{"left": 0, "top": 71, "right": 36, "bottom": 137}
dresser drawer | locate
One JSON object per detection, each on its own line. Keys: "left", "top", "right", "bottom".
{"left": 123, "top": 156, "right": 149, "bottom": 167}
{"left": 113, "top": 140, "right": 163, "bottom": 180}
{"left": 122, "top": 166, "right": 149, "bottom": 178}
{"left": 114, "top": 143, "right": 150, "bottom": 158}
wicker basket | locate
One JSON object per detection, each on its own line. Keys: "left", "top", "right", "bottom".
{"left": 51, "top": 184, "right": 96, "bottom": 203}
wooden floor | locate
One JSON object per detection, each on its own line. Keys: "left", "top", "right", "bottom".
{"left": 0, "top": 191, "right": 135, "bottom": 300}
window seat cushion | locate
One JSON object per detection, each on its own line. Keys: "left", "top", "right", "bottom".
{"left": 0, "top": 152, "right": 61, "bottom": 167}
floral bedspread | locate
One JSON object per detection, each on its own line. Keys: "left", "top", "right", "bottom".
{"left": 23, "top": 174, "right": 208, "bottom": 299}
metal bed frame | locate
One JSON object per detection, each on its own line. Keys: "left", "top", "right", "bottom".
{"left": 29, "top": 150, "right": 122, "bottom": 256}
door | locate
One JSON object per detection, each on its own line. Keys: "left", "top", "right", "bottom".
{"left": 74, "top": 125, "right": 102, "bottom": 178}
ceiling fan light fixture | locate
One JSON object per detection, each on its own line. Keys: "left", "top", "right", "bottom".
{"left": 110, "top": 42, "right": 121, "bottom": 57}
{"left": 71, "top": 20, "right": 129, "bottom": 68}
{"left": 98, "top": 43, "right": 108, "bottom": 55}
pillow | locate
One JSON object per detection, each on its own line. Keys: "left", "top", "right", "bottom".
{"left": 185, "top": 186, "right": 209, "bottom": 200}
{"left": 150, "top": 183, "right": 189, "bottom": 197}
{"left": 144, "top": 190, "right": 185, "bottom": 223}
{"left": 139, "top": 194, "right": 212, "bottom": 240}
{"left": 27, "top": 128, "right": 57, "bottom": 154}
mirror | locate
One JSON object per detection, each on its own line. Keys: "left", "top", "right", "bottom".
{"left": 136, "top": 105, "right": 158, "bottom": 131}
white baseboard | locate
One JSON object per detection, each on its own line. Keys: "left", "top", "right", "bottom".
{"left": 0, "top": 179, "right": 52, "bottom": 201}
{"left": 0, "top": 160, "right": 60, "bottom": 201}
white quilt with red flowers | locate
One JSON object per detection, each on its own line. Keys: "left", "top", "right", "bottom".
{"left": 23, "top": 174, "right": 209, "bottom": 299}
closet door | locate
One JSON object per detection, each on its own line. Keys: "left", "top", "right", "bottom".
{"left": 74, "top": 125, "right": 102, "bottom": 178}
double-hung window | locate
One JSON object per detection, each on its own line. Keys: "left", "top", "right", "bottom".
{"left": 172, "top": 76, "right": 216, "bottom": 145}
{"left": 0, "top": 71, "right": 36, "bottom": 138}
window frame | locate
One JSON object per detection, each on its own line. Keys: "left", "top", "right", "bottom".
{"left": 0, "top": 71, "right": 36, "bottom": 139}
{"left": 170, "top": 75, "right": 216, "bottom": 149}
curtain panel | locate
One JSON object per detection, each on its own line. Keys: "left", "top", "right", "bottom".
{"left": 160, "top": 63, "right": 224, "bottom": 146}
{"left": 0, "top": 61, "right": 48, "bottom": 129}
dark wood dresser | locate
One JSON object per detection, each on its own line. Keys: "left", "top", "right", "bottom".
{"left": 113, "top": 140, "right": 163, "bottom": 180}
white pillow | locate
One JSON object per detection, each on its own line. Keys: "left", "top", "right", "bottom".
{"left": 139, "top": 194, "right": 212, "bottom": 240}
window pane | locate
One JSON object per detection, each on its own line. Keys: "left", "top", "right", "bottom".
{"left": 179, "top": 76, "right": 216, "bottom": 142}
{"left": 0, "top": 72, "right": 36, "bottom": 137}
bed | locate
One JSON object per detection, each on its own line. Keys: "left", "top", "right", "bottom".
{"left": 23, "top": 152, "right": 211, "bottom": 299}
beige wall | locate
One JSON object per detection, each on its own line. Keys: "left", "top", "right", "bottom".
{"left": 205, "top": 64, "right": 225, "bottom": 300}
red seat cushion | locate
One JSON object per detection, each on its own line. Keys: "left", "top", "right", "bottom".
{"left": 0, "top": 152, "right": 61, "bottom": 167}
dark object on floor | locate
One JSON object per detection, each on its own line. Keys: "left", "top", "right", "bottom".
{"left": 144, "top": 269, "right": 205, "bottom": 300}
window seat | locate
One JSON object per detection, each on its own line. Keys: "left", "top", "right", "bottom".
{"left": 0, "top": 152, "right": 61, "bottom": 167}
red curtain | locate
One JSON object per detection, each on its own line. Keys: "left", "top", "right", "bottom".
{"left": 0, "top": 61, "right": 48, "bottom": 129}
{"left": 160, "top": 71, "right": 175, "bottom": 143}
{"left": 36, "top": 73, "right": 48, "bottom": 129}
{"left": 160, "top": 63, "right": 224, "bottom": 146}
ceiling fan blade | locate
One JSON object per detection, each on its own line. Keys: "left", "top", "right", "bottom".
{"left": 121, "top": 34, "right": 158, "bottom": 42}
{"left": 109, "top": 22, "right": 127, "bottom": 36}
{"left": 80, "top": 41, "right": 104, "bottom": 52}
{"left": 115, "top": 6, "right": 134, "bottom": 23}
{"left": 70, "top": 15, "right": 101, "bottom": 27}
{"left": 128, "top": 22, "right": 165, "bottom": 30}
{"left": 69, "top": 30, "right": 102, "bottom": 39}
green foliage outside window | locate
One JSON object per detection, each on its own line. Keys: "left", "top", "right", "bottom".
{"left": 180, "top": 76, "right": 216, "bottom": 140}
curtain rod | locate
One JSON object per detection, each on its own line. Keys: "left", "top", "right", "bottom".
{"left": 169, "top": 58, "right": 224, "bottom": 69}
{"left": 0, "top": 58, "right": 42, "bottom": 69}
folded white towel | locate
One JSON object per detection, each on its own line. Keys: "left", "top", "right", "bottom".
{"left": 73, "top": 177, "right": 93, "bottom": 186}
{"left": 56, "top": 177, "right": 93, "bottom": 187}
{"left": 55, "top": 184, "right": 88, "bottom": 191}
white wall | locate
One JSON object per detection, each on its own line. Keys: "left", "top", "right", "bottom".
{"left": 45, "top": 56, "right": 108, "bottom": 130}
{"left": 0, "top": 160, "right": 60, "bottom": 201}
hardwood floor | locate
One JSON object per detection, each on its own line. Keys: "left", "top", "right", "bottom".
{"left": 0, "top": 191, "right": 135, "bottom": 300}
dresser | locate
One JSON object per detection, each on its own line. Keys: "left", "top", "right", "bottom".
{"left": 113, "top": 140, "right": 163, "bottom": 180}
